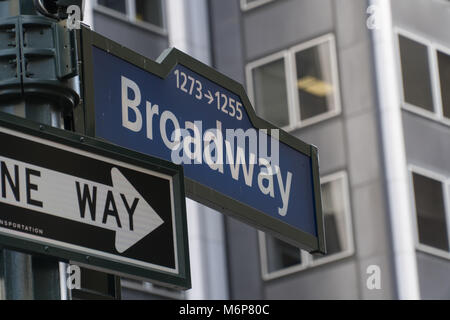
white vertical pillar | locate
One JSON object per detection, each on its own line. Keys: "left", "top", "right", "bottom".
{"left": 59, "top": 262, "right": 68, "bottom": 300}
{"left": 166, "top": 0, "right": 189, "bottom": 52}
{"left": 166, "top": 0, "right": 229, "bottom": 300}
{"left": 82, "top": 0, "right": 94, "bottom": 29}
{"left": 184, "top": 200, "right": 229, "bottom": 300}
{"left": 369, "top": 0, "right": 420, "bottom": 300}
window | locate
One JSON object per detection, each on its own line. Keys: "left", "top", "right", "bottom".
{"left": 97, "top": 0, "right": 127, "bottom": 14}
{"left": 96, "top": 0, "right": 165, "bottom": 31}
{"left": 135, "top": 0, "right": 164, "bottom": 27}
{"left": 438, "top": 50, "right": 450, "bottom": 118}
{"left": 259, "top": 172, "right": 353, "bottom": 280}
{"left": 241, "top": 0, "right": 277, "bottom": 11}
{"left": 397, "top": 30, "right": 450, "bottom": 124}
{"left": 262, "top": 233, "right": 303, "bottom": 275}
{"left": 398, "top": 35, "right": 434, "bottom": 112}
{"left": 295, "top": 41, "right": 338, "bottom": 121}
{"left": 410, "top": 167, "right": 450, "bottom": 256}
{"left": 247, "top": 34, "right": 341, "bottom": 131}
{"left": 314, "top": 175, "right": 352, "bottom": 259}
{"left": 251, "top": 54, "right": 290, "bottom": 128}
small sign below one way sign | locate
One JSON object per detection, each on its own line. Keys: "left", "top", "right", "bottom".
{"left": 0, "top": 114, "right": 190, "bottom": 289}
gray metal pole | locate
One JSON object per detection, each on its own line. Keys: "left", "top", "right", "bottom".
{"left": 0, "top": 67, "right": 64, "bottom": 302}
{"left": 0, "top": 0, "right": 80, "bottom": 300}
{"left": 0, "top": 250, "right": 34, "bottom": 299}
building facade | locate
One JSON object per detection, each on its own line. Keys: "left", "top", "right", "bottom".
{"left": 81, "top": 0, "right": 450, "bottom": 300}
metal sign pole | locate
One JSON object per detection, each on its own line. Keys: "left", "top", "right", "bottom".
{"left": 0, "top": 0, "right": 80, "bottom": 299}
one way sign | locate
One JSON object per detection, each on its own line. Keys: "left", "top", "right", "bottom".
{"left": 0, "top": 113, "right": 190, "bottom": 289}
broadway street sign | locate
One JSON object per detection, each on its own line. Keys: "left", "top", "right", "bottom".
{"left": 0, "top": 113, "right": 190, "bottom": 289}
{"left": 78, "top": 26, "right": 325, "bottom": 254}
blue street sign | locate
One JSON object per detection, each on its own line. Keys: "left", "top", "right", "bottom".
{"left": 79, "top": 27, "right": 325, "bottom": 253}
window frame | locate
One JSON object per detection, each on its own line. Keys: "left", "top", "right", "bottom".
{"left": 240, "top": 0, "right": 277, "bottom": 11}
{"left": 408, "top": 165, "right": 450, "bottom": 260}
{"left": 94, "top": 0, "right": 167, "bottom": 36}
{"left": 258, "top": 229, "right": 308, "bottom": 281}
{"left": 246, "top": 34, "right": 342, "bottom": 132}
{"left": 395, "top": 28, "right": 450, "bottom": 127}
{"left": 258, "top": 171, "right": 354, "bottom": 281}
{"left": 435, "top": 42, "right": 450, "bottom": 120}
{"left": 246, "top": 50, "right": 293, "bottom": 130}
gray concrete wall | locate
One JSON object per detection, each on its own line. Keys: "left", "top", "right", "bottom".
{"left": 242, "top": 0, "right": 334, "bottom": 61}
{"left": 210, "top": 0, "right": 395, "bottom": 299}
{"left": 416, "top": 251, "right": 450, "bottom": 299}
{"left": 392, "top": 0, "right": 450, "bottom": 45}
{"left": 93, "top": 10, "right": 169, "bottom": 60}
{"left": 403, "top": 111, "right": 450, "bottom": 177}
{"left": 392, "top": 0, "right": 450, "bottom": 299}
